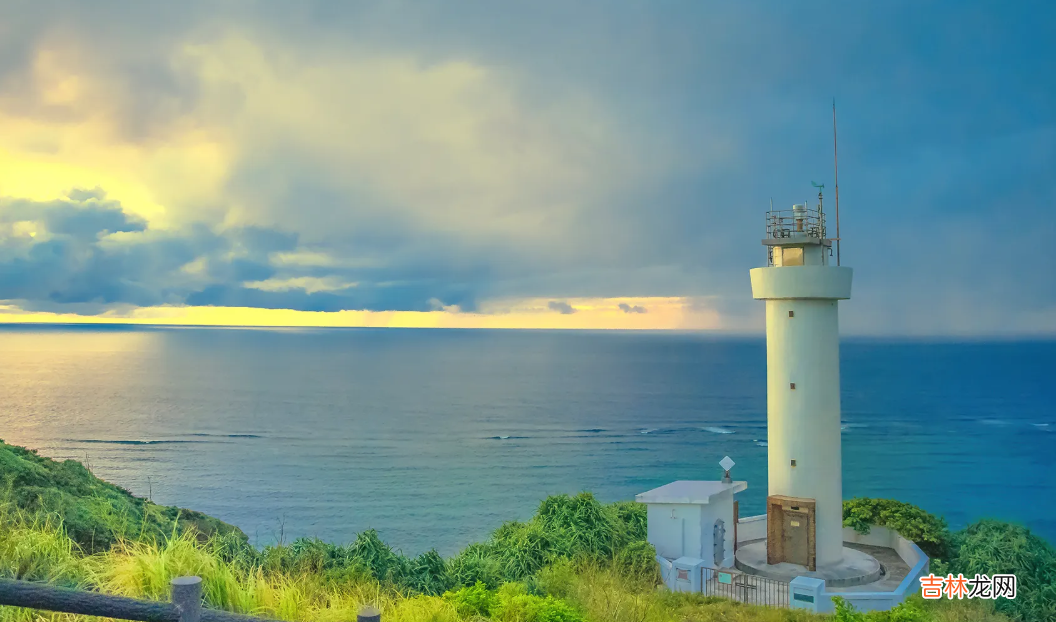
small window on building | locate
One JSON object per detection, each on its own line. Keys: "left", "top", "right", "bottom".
{"left": 790, "top": 382, "right": 796, "bottom": 390}
{"left": 782, "top": 247, "right": 804, "bottom": 266}
{"left": 788, "top": 310, "right": 794, "bottom": 318}
{"left": 790, "top": 459, "right": 797, "bottom": 467}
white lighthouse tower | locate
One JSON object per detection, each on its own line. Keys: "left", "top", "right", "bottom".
{"left": 750, "top": 192, "right": 851, "bottom": 569}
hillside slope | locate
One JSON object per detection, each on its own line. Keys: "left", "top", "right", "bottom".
{"left": 0, "top": 439, "right": 247, "bottom": 553}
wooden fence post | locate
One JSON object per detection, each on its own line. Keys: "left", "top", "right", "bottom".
{"left": 171, "top": 577, "right": 202, "bottom": 622}
{"left": 356, "top": 605, "right": 380, "bottom": 622}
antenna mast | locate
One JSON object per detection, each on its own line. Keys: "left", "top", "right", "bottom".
{"left": 832, "top": 98, "right": 841, "bottom": 266}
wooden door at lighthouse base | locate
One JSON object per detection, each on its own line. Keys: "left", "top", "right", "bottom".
{"left": 781, "top": 510, "right": 811, "bottom": 567}
{"left": 766, "top": 495, "right": 817, "bottom": 570}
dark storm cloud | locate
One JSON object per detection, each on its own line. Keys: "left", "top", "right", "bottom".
{"left": 0, "top": 192, "right": 489, "bottom": 314}
{"left": 619, "top": 303, "right": 647, "bottom": 314}
{"left": 548, "top": 301, "right": 575, "bottom": 315}
{"left": 0, "top": 193, "right": 278, "bottom": 310}
{"left": 2, "top": 193, "right": 146, "bottom": 240}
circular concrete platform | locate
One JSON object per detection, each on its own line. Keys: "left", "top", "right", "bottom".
{"left": 734, "top": 540, "right": 883, "bottom": 587}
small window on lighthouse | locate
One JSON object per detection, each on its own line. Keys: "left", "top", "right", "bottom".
{"left": 790, "top": 383, "right": 796, "bottom": 390}
{"left": 782, "top": 247, "right": 804, "bottom": 266}
{"left": 788, "top": 311, "right": 794, "bottom": 318}
{"left": 790, "top": 459, "right": 797, "bottom": 467}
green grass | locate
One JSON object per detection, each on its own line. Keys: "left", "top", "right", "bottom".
{"left": 0, "top": 440, "right": 1028, "bottom": 621}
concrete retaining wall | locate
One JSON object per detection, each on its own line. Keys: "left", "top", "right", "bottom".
{"left": 734, "top": 515, "right": 930, "bottom": 614}
{"left": 656, "top": 555, "right": 675, "bottom": 588}
{"left": 736, "top": 514, "right": 767, "bottom": 543}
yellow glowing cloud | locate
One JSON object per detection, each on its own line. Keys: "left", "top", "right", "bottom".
{"left": 0, "top": 297, "right": 725, "bottom": 331}
{"left": 0, "top": 38, "right": 233, "bottom": 228}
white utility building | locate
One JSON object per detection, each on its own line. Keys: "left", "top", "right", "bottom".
{"left": 636, "top": 478, "right": 746, "bottom": 567}
{"left": 749, "top": 198, "right": 851, "bottom": 568}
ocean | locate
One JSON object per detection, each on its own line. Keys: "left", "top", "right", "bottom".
{"left": 1, "top": 325, "right": 1053, "bottom": 556}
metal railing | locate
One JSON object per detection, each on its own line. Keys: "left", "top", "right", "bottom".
{"left": 0, "top": 577, "right": 381, "bottom": 622}
{"left": 766, "top": 207, "right": 827, "bottom": 241}
{"left": 702, "top": 566, "right": 790, "bottom": 609}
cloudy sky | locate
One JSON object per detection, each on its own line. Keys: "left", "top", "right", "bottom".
{"left": 0, "top": 0, "right": 1052, "bottom": 334}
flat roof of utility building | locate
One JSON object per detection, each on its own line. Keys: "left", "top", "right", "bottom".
{"left": 635, "top": 480, "right": 747, "bottom": 505}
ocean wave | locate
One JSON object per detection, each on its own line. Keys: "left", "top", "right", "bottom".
{"left": 576, "top": 428, "right": 606, "bottom": 433}
{"left": 755, "top": 441, "right": 768, "bottom": 447}
{"left": 1032, "top": 423, "right": 1052, "bottom": 431}
{"left": 71, "top": 439, "right": 204, "bottom": 445}
{"left": 639, "top": 428, "right": 658, "bottom": 435}
{"left": 701, "top": 426, "right": 735, "bottom": 435}
{"left": 188, "top": 433, "right": 263, "bottom": 438}
{"left": 490, "top": 435, "right": 528, "bottom": 440}
{"left": 978, "top": 419, "right": 1010, "bottom": 426}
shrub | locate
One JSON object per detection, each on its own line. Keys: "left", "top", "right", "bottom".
{"left": 613, "top": 539, "right": 659, "bottom": 583}
{"left": 533, "top": 558, "right": 578, "bottom": 599}
{"left": 843, "top": 497, "right": 951, "bottom": 560}
{"left": 492, "top": 583, "right": 586, "bottom": 622}
{"left": 288, "top": 537, "right": 333, "bottom": 574}
{"left": 406, "top": 549, "right": 454, "bottom": 595}
{"left": 833, "top": 595, "right": 938, "bottom": 622}
{"left": 492, "top": 520, "right": 555, "bottom": 580}
{"left": 609, "top": 500, "right": 647, "bottom": 543}
{"left": 259, "top": 543, "right": 296, "bottom": 574}
{"left": 449, "top": 542, "right": 504, "bottom": 589}
{"left": 345, "top": 529, "right": 409, "bottom": 585}
{"left": 536, "top": 493, "right": 620, "bottom": 561}
{"left": 949, "top": 520, "right": 1056, "bottom": 622}
{"left": 443, "top": 581, "right": 497, "bottom": 617}
{"left": 531, "top": 595, "right": 585, "bottom": 622}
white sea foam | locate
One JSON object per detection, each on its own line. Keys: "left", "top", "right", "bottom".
{"left": 702, "top": 426, "right": 734, "bottom": 434}
{"left": 640, "top": 428, "right": 657, "bottom": 435}
{"left": 755, "top": 441, "right": 768, "bottom": 447}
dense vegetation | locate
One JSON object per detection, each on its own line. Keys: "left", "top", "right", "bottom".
{"left": 0, "top": 440, "right": 1039, "bottom": 621}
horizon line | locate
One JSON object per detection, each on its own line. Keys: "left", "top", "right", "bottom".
{"left": 1, "top": 321, "right": 1054, "bottom": 341}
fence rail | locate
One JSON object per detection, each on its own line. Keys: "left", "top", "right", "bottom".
{"left": 0, "top": 577, "right": 380, "bottom": 622}
{"left": 702, "top": 567, "right": 790, "bottom": 609}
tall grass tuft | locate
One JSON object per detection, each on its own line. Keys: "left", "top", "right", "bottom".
{"left": 0, "top": 508, "right": 84, "bottom": 586}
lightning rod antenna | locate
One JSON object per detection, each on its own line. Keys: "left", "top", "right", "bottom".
{"left": 832, "top": 98, "right": 841, "bottom": 266}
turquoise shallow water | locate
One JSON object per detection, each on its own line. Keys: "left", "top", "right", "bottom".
{"left": 0, "top": 325, "right": 1053, "bottom": 556}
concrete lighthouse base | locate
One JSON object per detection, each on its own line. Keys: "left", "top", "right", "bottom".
{"left": 734, "top": 540, "right": 883, "bottom": 587}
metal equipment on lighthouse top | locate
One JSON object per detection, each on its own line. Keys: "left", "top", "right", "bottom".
{"left": 763, "top": 188, "right": 834, "bottom": 268}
